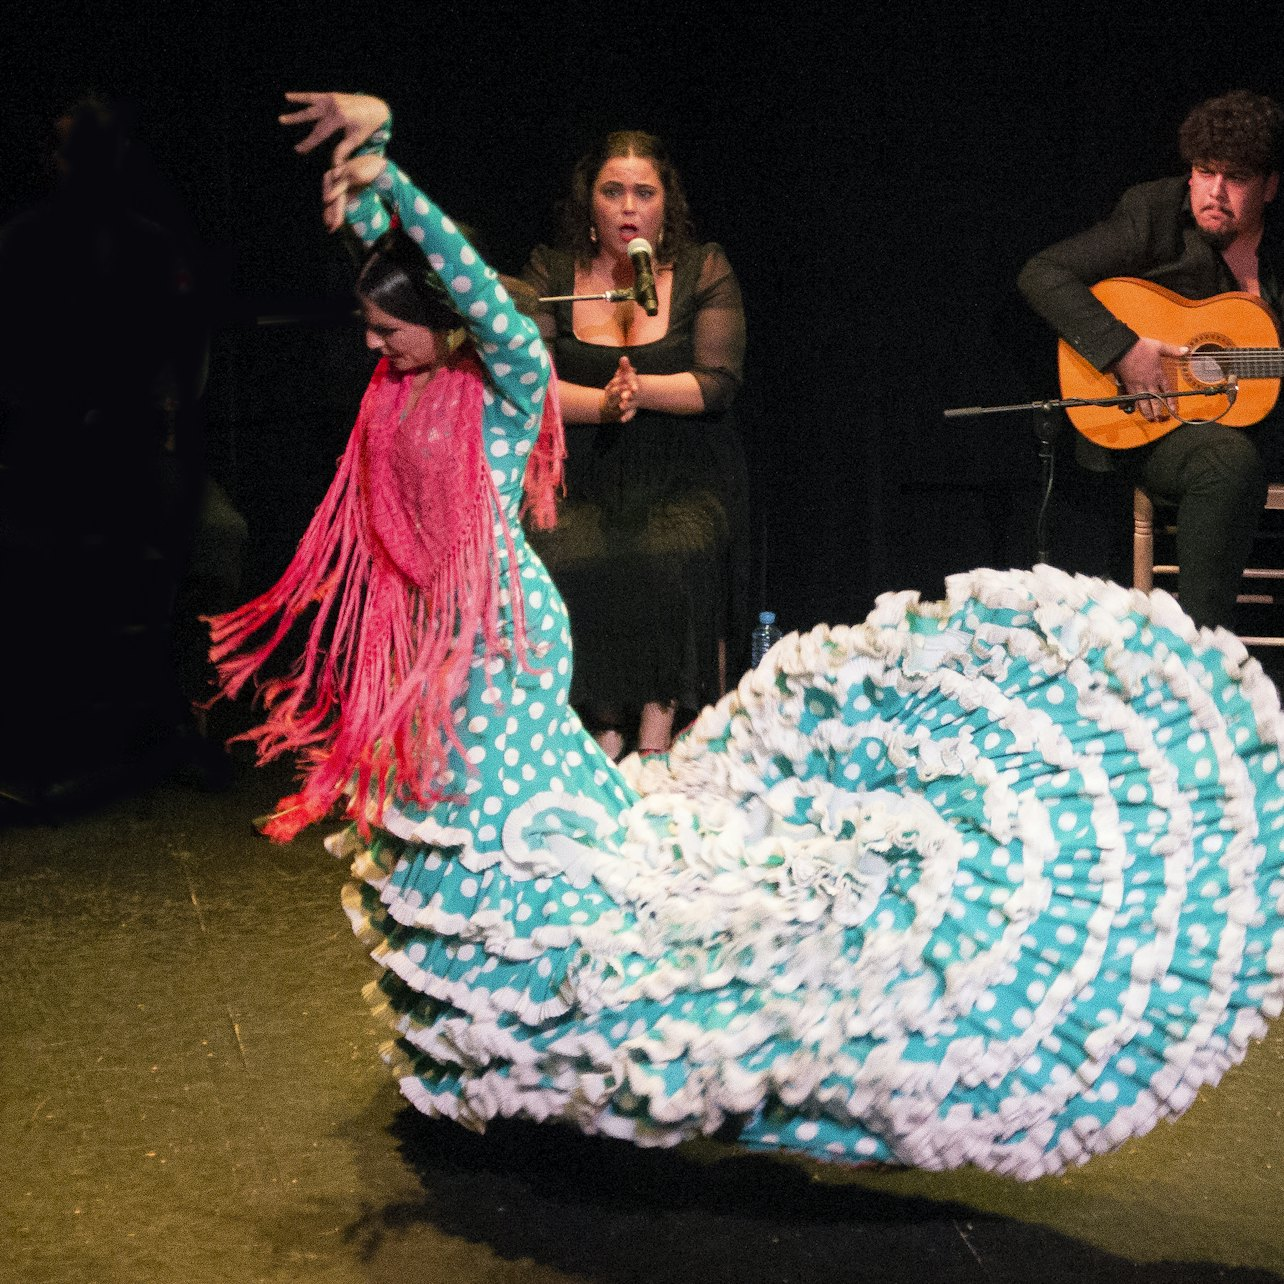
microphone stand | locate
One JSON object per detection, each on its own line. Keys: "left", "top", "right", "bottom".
{"left": 538, "top": 287, "right": 638, "bottom": 304}
{"left": 942, "top": 382, "right": 1238, "bottom": 565}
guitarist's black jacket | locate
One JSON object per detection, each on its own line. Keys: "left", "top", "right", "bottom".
{"left": 1019, "top": 175, "right": 1284, "bottom": 376}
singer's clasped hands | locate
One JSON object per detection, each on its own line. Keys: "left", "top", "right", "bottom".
{"left": 602, "top": 355, "right": 639, "bottom": 423}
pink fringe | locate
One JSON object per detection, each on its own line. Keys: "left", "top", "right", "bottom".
{"left": 207, "top": 353, "right": 565, "bottom": 842}
{"left": 522, "top": 373, "right": 565, "bottom": 532}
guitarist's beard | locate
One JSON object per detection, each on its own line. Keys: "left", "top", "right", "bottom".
{"left": 1197, "top": 224, "right": 1235, "bottom": 253}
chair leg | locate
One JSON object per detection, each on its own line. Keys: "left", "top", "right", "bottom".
{"left": 1133, "top": 488, "right": 1155, "bottom": 592}
{"left": 1132, "top": 481, "right": 1284, "bottom": 643}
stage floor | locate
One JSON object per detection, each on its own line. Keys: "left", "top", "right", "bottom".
{"left": 4, "top": 757, "right": 1283, "bottom": 1284}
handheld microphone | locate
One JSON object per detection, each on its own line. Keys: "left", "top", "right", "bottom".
{"left": 626, "top": 237, "right": 659, "bottom": 316}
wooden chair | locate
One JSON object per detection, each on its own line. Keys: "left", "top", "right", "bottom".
{"left": 1133, "top": 484, "right": 1284, "bottom": 646}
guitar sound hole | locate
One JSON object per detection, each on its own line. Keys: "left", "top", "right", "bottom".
{"left": 1186, "top": 345, "right": 1228, "bottom": 385}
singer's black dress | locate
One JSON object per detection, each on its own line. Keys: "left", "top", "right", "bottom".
{"left": 521, "top": 243, "right": 750, "bottom": 717}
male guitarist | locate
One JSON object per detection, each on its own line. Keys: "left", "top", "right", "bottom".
{"left": 1019, "top": 90, "right": 1284, "bottom": 629}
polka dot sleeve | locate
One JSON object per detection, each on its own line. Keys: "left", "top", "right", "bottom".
{"left": 345, "top": 158, "right": 550, "bottom": 421}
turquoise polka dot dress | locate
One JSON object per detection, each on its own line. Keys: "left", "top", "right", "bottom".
{"left": 335, "top": 137, "right": 1284, "bottom": 1180}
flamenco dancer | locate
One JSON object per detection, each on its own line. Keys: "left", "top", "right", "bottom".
{"left": 209, "top": 93, "right": 1284, "bottom": 1181}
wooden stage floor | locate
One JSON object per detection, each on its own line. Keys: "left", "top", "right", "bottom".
{"left": 4, "top": 757, "right": 1282, "bottom": 1284}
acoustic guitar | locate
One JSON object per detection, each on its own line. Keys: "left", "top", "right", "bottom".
{"left": 1057, "top": 277, "right": 1283, "bottom": 449}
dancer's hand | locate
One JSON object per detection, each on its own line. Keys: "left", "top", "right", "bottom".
{"left": 280, "top": 92, "right": 389, "bottom": 166}
{"left": 319, "top": 154, "right": 386, "bottom": 232}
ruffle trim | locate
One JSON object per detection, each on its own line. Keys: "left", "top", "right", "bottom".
{"left": 338, "top": 565, "right": 1284, "bottom": 1179}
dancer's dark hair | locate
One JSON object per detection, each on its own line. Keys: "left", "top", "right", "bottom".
{"left": 354, "top": 226, "right": 462, "bottom": 331}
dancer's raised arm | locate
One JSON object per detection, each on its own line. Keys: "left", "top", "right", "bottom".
{"left": 282, "top": 91, "right": 547, "bottom": 420}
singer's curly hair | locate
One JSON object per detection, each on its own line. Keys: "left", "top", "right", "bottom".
{"left": 558, "top": 130, "right": 697, "bottom": 267}
{"left": 1179, "top": 90, "right": 1284, "bottom": 175}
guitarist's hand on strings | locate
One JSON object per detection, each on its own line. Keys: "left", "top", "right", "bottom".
{"left": 1110, "top": 336, "right": 1189, "bottom": 422}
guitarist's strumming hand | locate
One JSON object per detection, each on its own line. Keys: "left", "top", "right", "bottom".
{"left": 1110, "top": 336, "right": 1189, "bottom": 422}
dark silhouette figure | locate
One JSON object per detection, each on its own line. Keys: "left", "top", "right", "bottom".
{"left": 0, "top": 97, "right": 224, "bottom": 814}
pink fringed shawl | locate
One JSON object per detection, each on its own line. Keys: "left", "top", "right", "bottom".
{"left": 207, "top": 352, "right": 564, "bottom": 842}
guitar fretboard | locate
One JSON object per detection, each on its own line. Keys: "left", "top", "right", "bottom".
{"left": 1187, "top": 349, "right": 1284, "bottom": 378}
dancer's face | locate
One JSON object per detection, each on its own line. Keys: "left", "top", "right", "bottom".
{"left": 361, "top": 297, "right": 445, "bottom": 373}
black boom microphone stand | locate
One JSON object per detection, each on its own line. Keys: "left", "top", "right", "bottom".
{"left": 537, "top": 286, "right": 638, "bottom": 305}
{"left": 942, "top": 381, "right": 1238, "bottom": 565}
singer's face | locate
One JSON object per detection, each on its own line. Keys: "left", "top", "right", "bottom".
{"left": 361, "top": 297, "right": 446, "bottom": 373}
{"left": 591, "top": 155, "right": 665, "bottom": 259}
{"left": 1189, "top": 161, "right": 1278, "bottom": 244}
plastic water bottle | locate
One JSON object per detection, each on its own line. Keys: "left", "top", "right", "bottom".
{"left": 750, "top": 610, "right": 782, "bottom": 667}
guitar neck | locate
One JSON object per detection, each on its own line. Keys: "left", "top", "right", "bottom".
{"left": 1213, "top": 349, "right": 1284, "bottom": 377}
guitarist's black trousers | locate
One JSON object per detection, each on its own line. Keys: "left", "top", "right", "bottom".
{"left": 1119, "top": 419, "right": 1277, "bottom": 631}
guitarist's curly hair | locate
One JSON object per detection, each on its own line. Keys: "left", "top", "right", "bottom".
{"left": 1179, "top": 90, "right": 1284, "bottom": 176}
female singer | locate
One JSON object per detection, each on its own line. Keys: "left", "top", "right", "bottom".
{"left": 523, "top": 132, "right": 750, "bottom": 758}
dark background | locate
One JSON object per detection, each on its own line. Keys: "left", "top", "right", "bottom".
{"left": 8, "top": 0, "right": 1284, "bottom": 639}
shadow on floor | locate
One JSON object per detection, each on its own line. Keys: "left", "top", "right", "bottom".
{"left": 332, "top": 1106, "right": 1282, "bottom": 1284}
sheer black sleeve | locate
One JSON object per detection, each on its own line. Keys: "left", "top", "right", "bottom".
{"left": 690, "top": 244, "right": 745, "bottom": 414}
{"left": 520, "top": 244, "right": 562, "bottom": 347}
